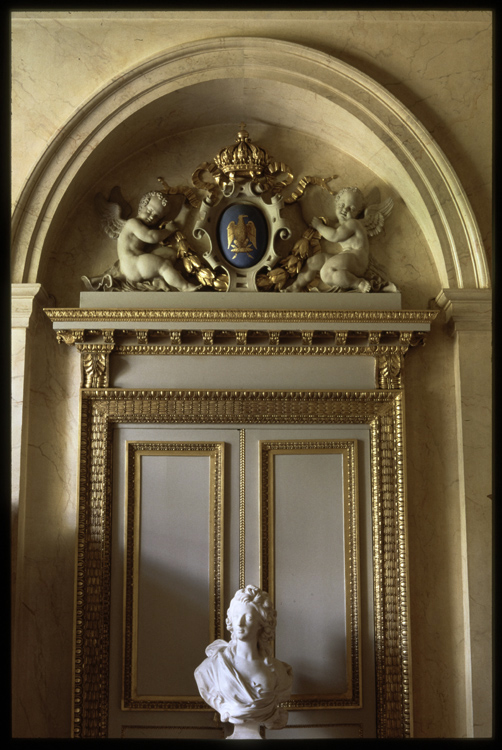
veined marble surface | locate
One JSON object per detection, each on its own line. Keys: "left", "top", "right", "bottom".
{"left": 10, "top": 10, "right": 492, "bottom": 740}
{"left": 12, "top": 11, "right": 492, "bottom": 272}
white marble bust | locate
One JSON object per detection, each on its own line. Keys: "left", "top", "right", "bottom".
{"left": 194, "top": 585, "right": 293, "bottom": 739}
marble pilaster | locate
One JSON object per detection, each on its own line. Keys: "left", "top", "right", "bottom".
{"left": 11, "top": 284, "right": 53, "bottom": 600}
{"left": 11, "top": 283, "right": 81, "bottom": 737}
{"left": 435, "top": 288, "right": 492, "bottom": 738}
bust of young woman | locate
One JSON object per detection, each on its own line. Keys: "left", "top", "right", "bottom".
{"left": 194, "top": 585, "right": 293, "bottom": 739}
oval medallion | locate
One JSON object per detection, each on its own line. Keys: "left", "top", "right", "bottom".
{"left": 217, "top": 204, "right": 269, "bottom": 268}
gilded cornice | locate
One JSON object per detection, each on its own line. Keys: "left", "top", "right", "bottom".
{"left": 45, "top": 307, "right": 437, "bottom": 326}
{"left": 47, "top": 308, "right": 435, "bottom": 366}
{"left": 46, "top": 307, "right": 434, "bottom": 389}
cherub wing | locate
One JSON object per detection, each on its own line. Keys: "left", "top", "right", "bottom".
{"left": 108, "top": 186, "right": 132, "bottom": 219}
{"left": 227, "top": 221, "right": 236, "bottom": 248}
{"left": 246, "top": 220, "right": 257, "bottom": 249}
{"left": 94, "top": 189, "right": 130, "bottom": 239}
{"left": 362, "top": 197, "right": 394, "bottom": 237}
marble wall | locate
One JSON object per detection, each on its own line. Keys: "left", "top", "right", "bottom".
{"left": 11, "top": 286, "right": 81, "bottom": 736}
{"left": 11, "top": 10, "right": 492, "bottom": 739}
{"left": 12, "top": 10, "right": 492, "bottom": 268}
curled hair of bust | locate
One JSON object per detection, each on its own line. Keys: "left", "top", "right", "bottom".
{"left": 138, "top": 191, "right": 169, "bottom": 210}
{"left": 335, "top": 186, "right": 364, "bottom": 208}
{"left": 226, "top": 584, "right": 277, "bottom": 663}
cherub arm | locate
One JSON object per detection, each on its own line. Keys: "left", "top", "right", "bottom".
{"left": 126, "top": 217, "right": 171, "bottom": 245}
{"left": 158, "top": 202, "right": 191, "bottom": 238}
{"left": 311, "top": 216, "right": 356, "bottom": 243}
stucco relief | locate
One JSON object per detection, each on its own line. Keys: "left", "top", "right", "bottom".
{"left": 84, "top": 126, "right": 398, "bottom": 295}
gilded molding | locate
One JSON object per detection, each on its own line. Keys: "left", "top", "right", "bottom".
{"left": 370, "top": 398, "right": 411, "bottom": 738}
{"left": 57, "top": 327, "right": 430, "bottom": 362}
{"left": 112, "top": 343, "right": 412, "bottom": 357}
{"left": 239, "top": 430, "right": 246, "bottom": 589}
{"left": 73, "top": 388, "right": 410, "bottom": 738}
{"left": 47, "top": 307, "right": 437, "bottom": 325}
{"left": 122, "top": 441, "right": 225, "bottom": 710}
{"left": 259, "top": 439, "right": 360, "bottom": 709}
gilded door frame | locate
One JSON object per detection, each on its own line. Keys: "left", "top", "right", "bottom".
{"left": 72, "top": 388, "right": 410, "bottom": 738}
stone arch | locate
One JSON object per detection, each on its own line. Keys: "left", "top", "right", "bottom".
{"left": 11, "top": 37, "right": 489, "bottom": 291}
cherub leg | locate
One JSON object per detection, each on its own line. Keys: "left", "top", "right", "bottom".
{"left": 320, "top": 265, "right": 371, "bottom": 292}
{"left": 284, "top": 253, "right": 326, "bottom": 292}
{"left": 159, "top": 261, "right": 200, "bottom": 292}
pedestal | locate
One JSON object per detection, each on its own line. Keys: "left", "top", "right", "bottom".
{"left": 227, "top": 721, "right": 262, "bottom": 740}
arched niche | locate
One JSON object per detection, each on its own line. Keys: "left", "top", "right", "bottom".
{"left": 11, "top": 35, "right": 492, "bottom": 741}
{"left": 11, "top": 37, "right": 489, "bottom": 298}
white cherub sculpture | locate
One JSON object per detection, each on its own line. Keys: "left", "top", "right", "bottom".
{"left": 85, "top": 189, "right": 199, "bottom": 292}
{"left": 285, "top": 186, "right": 397, "bottom": 293}
{"left": 194, "top": 585, "right": 293, "bottom": 740}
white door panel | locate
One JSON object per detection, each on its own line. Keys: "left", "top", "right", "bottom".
{"left": 107, "top": 424, "right": 375, "bottom": 739}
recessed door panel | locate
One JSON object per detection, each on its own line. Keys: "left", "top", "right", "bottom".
{"left": 107, "top": 424, "right": 375, "bottom": 738}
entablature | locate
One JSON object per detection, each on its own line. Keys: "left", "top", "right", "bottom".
{"left": 44, "top": 293, "right": 436, "bottom": 391}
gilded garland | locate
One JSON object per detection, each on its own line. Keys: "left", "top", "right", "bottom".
{"left": 84, "top": 125, "right": 397, "bottom": 295}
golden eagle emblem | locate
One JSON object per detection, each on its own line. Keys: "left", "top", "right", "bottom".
{"left": 227, "top": 214, "right": 257, "bottom": 259}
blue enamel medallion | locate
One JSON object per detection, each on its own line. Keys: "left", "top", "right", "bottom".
{"left": 217, "top": 204, "right": 268, "bottom": 268}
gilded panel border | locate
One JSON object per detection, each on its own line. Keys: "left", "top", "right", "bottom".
{"left": 72, "top": 388, "right": 410, "bottom": 739}
{"left": 122, "top": 441, "right": 225, "bottom": 710}
{"left": 259, "top": 440, "right": 360, "bottom": 709}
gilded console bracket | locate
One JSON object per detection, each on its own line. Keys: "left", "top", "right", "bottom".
{"left": 76, "top": 343, "right": 115, "bottom": 388}
{"left": 377, "top": 351, "right": 404, "bottom": 390}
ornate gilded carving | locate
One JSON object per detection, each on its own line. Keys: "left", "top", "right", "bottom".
{"left": 377, "top": 351, "right": 404, "bottom": 389}
{"left": 82, "top": 126, "right": 401, "bottom": 294}
{"left": 72, "top": 389, "right": 411, "bottom": 738}
{"left": 370, "top": 400, "right": 411, "bottom": 738}
{"left": 77, "top": 344, "right": 114, "bottom": 388}
{"left": 102, "top": 330, "right": 115, "bottom": 344}
{"left": 135, "top": 330, "right": 149, "bottom": 345}
{"left": 72, "top": 393, "right": 113, "bottom": 737}
{"left": 202, "top": 330, "right": 214, "bottom": 345}
{"left": 195, "top": 123, "right": 294, "bottom": 194}
{"left": 47, "top": 307, "right": 437, "bottom": 325}
{"left": 48, "top": 309, "right": 435, "bottom": 378}
{"left": 173, "top": 230, "right": 229, "bottom": 291}
{"left": 56, "top": 329, "right": 84, "bottom": 345}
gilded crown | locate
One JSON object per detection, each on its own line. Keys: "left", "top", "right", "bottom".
{"left": 214, "top": 125, "right": 270, "bottom": 180}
